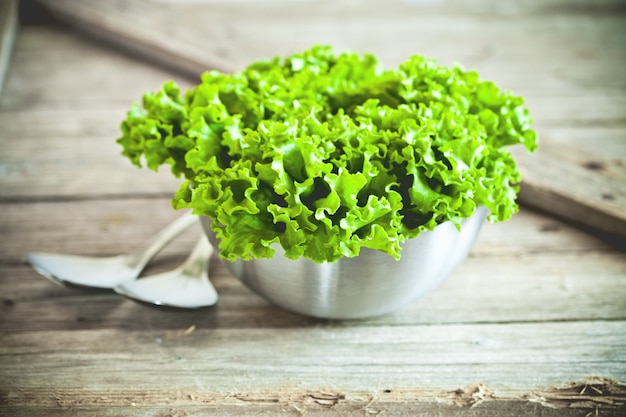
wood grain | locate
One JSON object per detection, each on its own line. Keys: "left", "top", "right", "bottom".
{"left": 1, "top": 324, "right": 625, "bottom": 416}
{"left": 1, "top": 322, "right": 624, "bottom": 390}
{"left": 0, "top": 26, "right": 191, "bottom": 200}
{"left": 4, "top": 384, "right": 624, "bottom": 417}
{"left": 513, "top": 142, "right": 626, "bottom": 238}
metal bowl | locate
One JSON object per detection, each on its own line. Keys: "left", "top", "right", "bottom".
{"left": 200, "top": 207, "right": 487, "bottom": 319}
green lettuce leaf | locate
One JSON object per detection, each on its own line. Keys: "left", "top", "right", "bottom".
{"left": 117, "top": 45, "right": 537, "bottom": 263}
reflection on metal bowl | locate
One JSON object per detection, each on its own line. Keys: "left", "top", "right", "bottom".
{"left": 201, "top": 207, "right": 487, "bottom": 319}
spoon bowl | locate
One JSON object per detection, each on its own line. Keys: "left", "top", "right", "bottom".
{"left": 25, "top": 212, "right": 197, "bottom": 289}
{"left": 114, "top": 237, "right": 217, "bottom": 308}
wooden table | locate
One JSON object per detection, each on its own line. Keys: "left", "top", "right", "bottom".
{"left": 1, "top": 1, "right": 625, "bottom": 415}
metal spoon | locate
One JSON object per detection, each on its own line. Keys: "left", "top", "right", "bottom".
{"left": 114, "top": 236, "right": 217, "bottom": 308}
{"left": 25, "top": 211, "right": 197, "bottom": 289}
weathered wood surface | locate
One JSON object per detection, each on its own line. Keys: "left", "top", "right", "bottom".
{"left": 1, "top": 2, "right": 625, "bottom": 416}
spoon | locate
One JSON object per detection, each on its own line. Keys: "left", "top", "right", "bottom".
{"left": 25, "top": 211, "right": 197, "bottom": 289}
{"left": 114, "top": 236, "right": 217, "bottom": 308}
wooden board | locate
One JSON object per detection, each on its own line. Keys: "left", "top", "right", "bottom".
{"left": 1, "top": 324, "right": 625, "bottom": 412}
{"left": 30, "top": 0, "right": 626, "bottom": 239}
{"left": 512, "top": 141, "right": 626, "bottom": 238}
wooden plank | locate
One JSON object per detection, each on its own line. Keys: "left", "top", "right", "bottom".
{"left": 1, "top": 323, "right": 624, "bottom": 389}
{"left": 0, "top": 0, "right": 18, "bottom": 97}
{"left": 0, "top": 112, "right": 183, "bottom": 200}
{"left": 0, "top": 199, "right": 203, "bottom": 261}
{"left": 26, "top": 0, "right": 626, "bottom": 98}
{"left": 3, "top": 249, "right": 625, "bottom": 331}
{"left": 2, "top": 200, "right": 624, "bottom": 330}
{"left": 0, "top": 26, "right": 193, "bottom": 200}
{"left": 536, "top": 126, "right": 626, "bottom": 161}
{"left": 0, "top": 34, "right": 195, "bottom": 110}
{"left": 3, "top": 14, "right": 623, "bottom": 108}
{"left": 3, "top": 382, "right": 625, "bottom": 417}
{"left": 512, "top": 142, "right": 626, "bottom": 239}
{"left": 0, "top": 323, "right": 624, "bottom": 415}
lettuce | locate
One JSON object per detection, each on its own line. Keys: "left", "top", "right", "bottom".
{"left": 118, "top": 46, "right": 537, "bottom": 263}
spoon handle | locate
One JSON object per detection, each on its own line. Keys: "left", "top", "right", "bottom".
{"left": 180, "top": 236, "right": 214, "bottom": 277}
{"left": 125, "top": 211, "right": 198, "bottom": 270}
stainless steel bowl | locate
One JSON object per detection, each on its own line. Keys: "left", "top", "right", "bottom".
{"left": 201, "top": 207, "right": 487, "bottom": 319}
